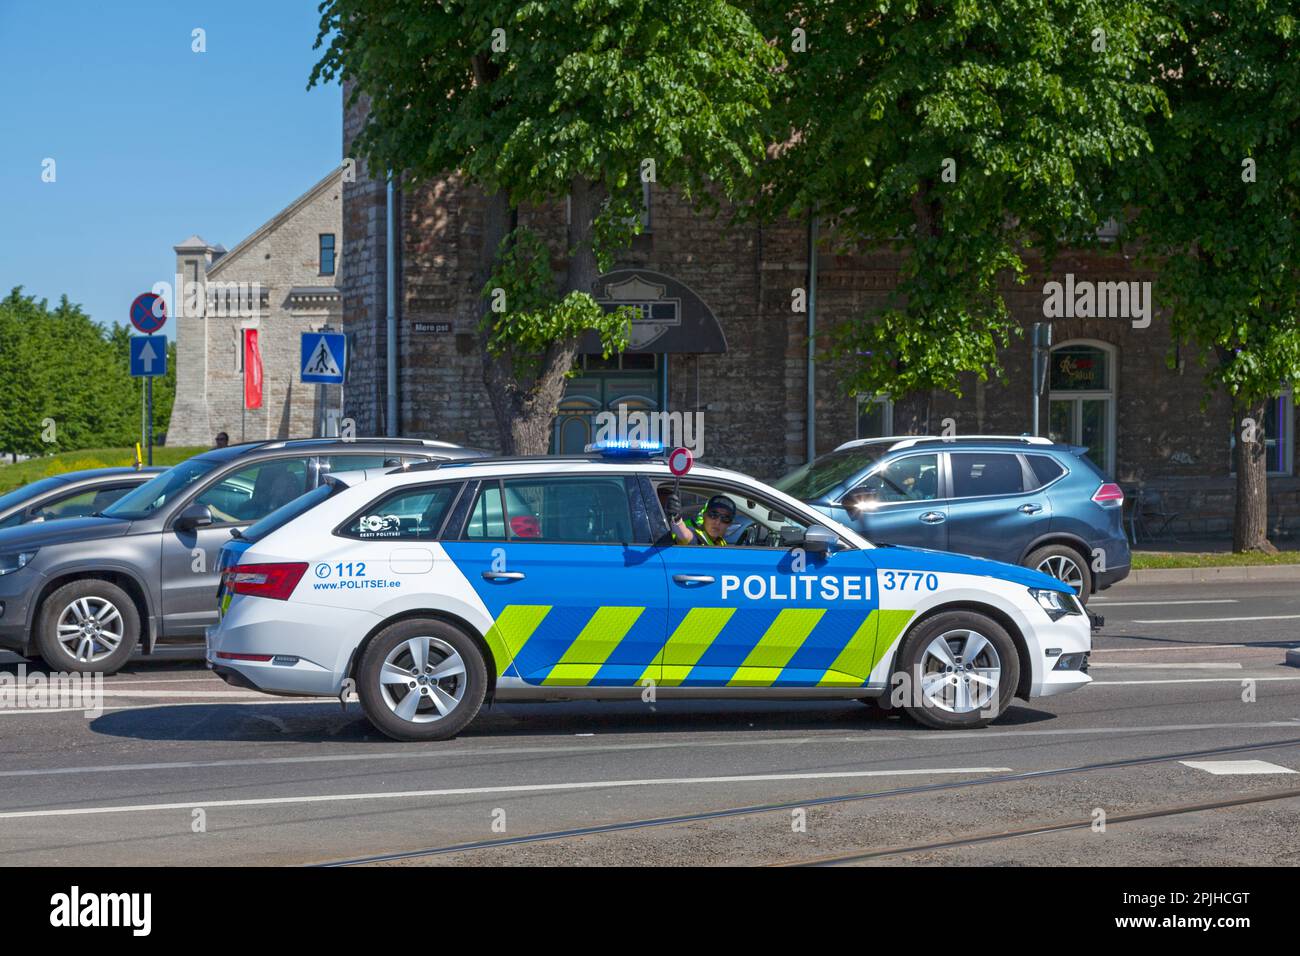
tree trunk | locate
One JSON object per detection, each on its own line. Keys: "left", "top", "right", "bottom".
{"left": 1232, "top": 396, "right": 1276, "bottom": 553}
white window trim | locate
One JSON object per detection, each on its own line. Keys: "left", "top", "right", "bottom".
{"left": 855, "top": 394, "right": 895, "bottom": 439}
{"left": 1048, "top": 339, "right": 1118, "bottom": 477}
{"left": 1229, "top": 385, "right": 1294, "bottom": 477}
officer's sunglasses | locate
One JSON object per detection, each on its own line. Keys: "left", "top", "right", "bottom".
{"left": 704, "top": 510, "right": 734, "bottom": 524}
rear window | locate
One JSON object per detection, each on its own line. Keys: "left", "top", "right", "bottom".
{"left": 1026, "top": 454, "right": 1066, "bottom": 488}
{"left": 950, "top": 453, "right": 1026, "bottom": 497}
{"left": 341, "top": 483, "right": 461, "bottom": 540}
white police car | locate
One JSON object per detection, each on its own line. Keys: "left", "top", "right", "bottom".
{"left": 206, "top": 444, "right": 1091, "bottom": 740}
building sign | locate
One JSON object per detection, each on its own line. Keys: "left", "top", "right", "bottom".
{"left": 1050, "top": 346, "right": 1108, "bottom": 391}
{"left": 580, "top": 270, "right": 727, "bottom": 354}
{"left": 414, "top": 321, "right": 451, "bottom": 334}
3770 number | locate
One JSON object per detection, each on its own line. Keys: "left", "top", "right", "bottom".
{"left": 881, "top": 571, "right": 938, "bottom": 591}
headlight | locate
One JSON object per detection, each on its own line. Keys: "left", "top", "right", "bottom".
{"left": 1029, "top": 587, "right": 1082, "bottom": 621}
{"left": 0, "top": 551, "right": 38, "bottom": 576}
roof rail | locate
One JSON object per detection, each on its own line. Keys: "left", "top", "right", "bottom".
{"left": 887, "top": 434, "right": 1054, "bottom": 450}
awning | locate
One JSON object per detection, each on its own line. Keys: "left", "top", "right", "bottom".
{"left": 578, "top": 270, "right": 727, "bottom": 354}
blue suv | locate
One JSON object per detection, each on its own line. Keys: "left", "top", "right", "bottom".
{"left": 773, "top": 436, "right": 1130, "bottom": 603}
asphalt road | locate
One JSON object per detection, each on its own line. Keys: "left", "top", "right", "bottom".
{"left": 1, "top": 579, "right": 1298, "bottom": 866}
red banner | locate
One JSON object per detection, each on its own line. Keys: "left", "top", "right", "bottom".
{"left": 243, "top": 329, "right": 263, "bottom": 410}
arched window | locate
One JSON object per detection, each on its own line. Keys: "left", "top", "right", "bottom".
{"left": 1048, "top": 341, "right": 1116, "bottom": 476}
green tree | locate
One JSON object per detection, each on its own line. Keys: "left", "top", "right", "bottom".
{"left": 749, "top": 0, "right": 1170, "bottom": 432}
{"left": 1124, "top": 2, "right": 1299, "bottom": 553}
{"left": 311, "top": 0, "right": 780, "bottom": 452}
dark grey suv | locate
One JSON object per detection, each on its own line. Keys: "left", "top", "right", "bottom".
{"left": 0, "top": 438, "right": 485, "bottom": 673}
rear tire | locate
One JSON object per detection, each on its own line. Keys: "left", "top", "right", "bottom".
{"left": 357, "top": 619, "right": 487, "bottom": 741}
{"left": 895, "top": 610, "right": 1019, "bottom": 730}
{"left": 35, "top": 578, "right": 140, "bottom": 674}
{"left": 1025, "top": 544, "right": 1092, "bottom": 604}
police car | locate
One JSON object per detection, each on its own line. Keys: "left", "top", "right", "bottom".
{"left": 206, "top": 443, "right": 1091, "bottom": 741}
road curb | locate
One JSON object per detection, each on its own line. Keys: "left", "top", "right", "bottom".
{"left": 1120, "top": 564, "right": 1300, "bottom": 586}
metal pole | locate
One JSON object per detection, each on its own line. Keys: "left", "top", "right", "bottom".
{"left": 146, "top": 377, "right": 154, "bottom": 466}
{"left": 806, "top": 214, "right": 819, "bottom": 462}
{"left": 385, "top": 175, "right": 398, "bottom": 437}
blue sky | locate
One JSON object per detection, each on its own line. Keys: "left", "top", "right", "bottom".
{"left": 0, "top": 1, "right": 341, "bottom": 338}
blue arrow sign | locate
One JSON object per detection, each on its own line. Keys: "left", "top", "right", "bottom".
{"left": 301, "top": 332, "right": 346, "bottom": 384}
{"left": 130, "top": 335, "right": 167, "bottom": 378}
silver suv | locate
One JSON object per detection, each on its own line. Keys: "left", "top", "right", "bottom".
{"left": 0, "top": 438, "right": 485, "bottom": 673}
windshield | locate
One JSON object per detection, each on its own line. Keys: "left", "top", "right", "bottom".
{"left": 103, "top": 457, "right": 222, "bottom": 519}
{"left": 0, "top": 476, "right": 66, "bottom": 512}
{"left": 241, "top": 483, "right": 340, "bottom": 543}
{"left": 772, "top": 445, "right": 888, "bottom": 500}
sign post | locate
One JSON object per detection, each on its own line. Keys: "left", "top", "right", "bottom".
{"left": 129, "top": 293, "right": 167, "bottom": 465}
{"left": 302, "top": 330, "right": 348, "bottom": 437}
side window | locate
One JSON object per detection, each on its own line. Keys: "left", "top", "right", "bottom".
{"left": 856, "top": 454, "right": 940, "bottom": 503}
{"left": 659, "top": 481, "right": 813, "bottom": 549}
{"left": 501, "top": 476, "right": 634, "bottom": 543}
{"left": 194, "top": 458, "right": 311, "bottom": 524}
{"left": 342, "top": 484, "right": 460, "bottom": 540}
{"left": 1026, "top": 454, "right": 1066, "bottom": 489}
{"left": 317, "top": 454, "right": 401, "bottom": 476}
{"left": 950, "top": 453, "right": 1026, "bottom": 498}
{"left": 36, "top": 488, "right": 102, "bottom": 519}
{"left": 464, "top": 483, "right": 506, "bottom": 539}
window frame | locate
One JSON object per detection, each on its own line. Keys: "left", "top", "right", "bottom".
{"left": 835, "top": 452, "right": 945, "bottom": 509}
{"left": 947, "top": 451, "right": 1034, "bottom": 501}
{"left": 1228, "top": 386, "right": 1295, "bottom": 477}
{"left": 319, "top": 233, "right": 336, "bottom": 276}
{"left": 1047, "top": 338, "right": 1118, "bottom": 477}
{"left": 453, "top": 474, "right": 648, "bottom": 546}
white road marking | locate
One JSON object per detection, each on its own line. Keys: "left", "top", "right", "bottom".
{"left": 1132, "top": 614, "right": 1300, "bottom": 624}
{"left": 1090, "top": 644, "right": 1251, "bottom": 653}
{"left": 1092, "top": 600, "right": 1238, "bottom": 607}
{"left": 1089, "top": 662, "right": 1243, "bottom": 670}
{"left": 1091, "top": 676, "right": 1300, "bottom": 686}
{"left": 0, "top": 767, "right": 1015, "bottom": 820}
{"left": 1179, "top": 760, "right": 1297, "bottom": 776}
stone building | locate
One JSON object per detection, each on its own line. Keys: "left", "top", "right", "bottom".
{"left": 339, "top": 98, "right": 1296, "bottom": 539}
{"left": 166, "top": 168, "right": 344, "bottom": 447}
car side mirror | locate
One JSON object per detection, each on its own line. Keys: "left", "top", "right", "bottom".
{"left": 800, "top": 525, "right": 837, "bottom": 554}
{"left": 176, "top": 503, "right": 214, "bottom": 532}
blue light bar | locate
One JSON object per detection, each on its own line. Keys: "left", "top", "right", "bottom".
{"left": 585, "top": 439, "right": 664, "bottom": 457}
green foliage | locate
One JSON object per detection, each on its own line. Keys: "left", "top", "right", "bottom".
{"left": 1125, "top": 1, "right": 1300, "bottom": 407}
{"left": 749, "top": 0, "right": 1171, "bottom": 401}
{"left": 0, "top": 446, "right": 206, "bottom": 494}
{"left": 481, "top": 227, "right": 634, "bottom": 379}
{"left": 0, "top": 288, "right": 177, "bottom": 457}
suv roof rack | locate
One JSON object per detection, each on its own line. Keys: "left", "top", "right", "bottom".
{"left": 887, "top": 435, "right": 1055, "bottom": 450}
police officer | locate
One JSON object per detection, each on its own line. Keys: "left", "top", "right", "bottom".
{"left": 659, "top": 488, "right": 736, "bottom": 546}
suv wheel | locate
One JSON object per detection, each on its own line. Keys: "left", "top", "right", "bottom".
{"left": 356, "top": 619, "right": 487, "bottom": 741}
{"left": 35, "top": 579, "right": 140, "bottom": 673}
{"left": 895, "top": 610, "right": 1019, "bottom": 730}
{"left": 1025, "top": 544, "right": 1092, "bottom": 604}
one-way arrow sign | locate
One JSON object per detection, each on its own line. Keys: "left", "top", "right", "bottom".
{"left": 301, "top": 331, "right": 346, "bottom": 384}
{"left": 130, "top": 335, "right": 167, "bottom": 378}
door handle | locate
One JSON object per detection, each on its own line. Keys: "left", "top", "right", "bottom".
{"left": 481, "top": 571, "right": 525, "bottom": 581}
{"left": 919, "top": 512, "right": 946, "bottom": 524}
{"left": 1019, "top": 504, "right": 1043, "bottom": 515}
{"left": 673, "top": 574, "right": 716, "bottom": 585}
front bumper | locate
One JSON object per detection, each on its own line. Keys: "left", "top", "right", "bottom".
{"left": 1025, "top": 610, "right": 1092, "bottom": 699}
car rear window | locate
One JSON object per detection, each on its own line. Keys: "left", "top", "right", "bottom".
{"left": 950, "top": 453, "right": 1026, "bottom": 497}
{"left": 1026, "top": 454, "right": 1066, "bottom": 488}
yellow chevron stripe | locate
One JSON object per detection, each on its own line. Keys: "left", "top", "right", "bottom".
{"left": 542, "top": 606, "right": 644, "bottom": 686}
{"left": 819, "top": 611, "right": 879, "bottom": 685}
{"left": 645, "top": 607, "right": 737, "bottom": 686}
{"left": 483, "top": 604, "right": 550, "bottom": 677}
{"left": 728, "top": 608, "right": 826, "bottom": 687}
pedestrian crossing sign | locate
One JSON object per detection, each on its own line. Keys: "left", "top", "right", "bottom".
{"left": 301, "top": 332, "right": 347, "bottom": 384}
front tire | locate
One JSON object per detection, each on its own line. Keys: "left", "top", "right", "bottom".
{"left": 357, "top": 619, "right": 487, "bottom": 741}
{"left": 895, "top": 610, "right": 1019, "bottom": 730}
{"left": 1025, "top": 544, "right": 1092, "bottom": 604}
{"left": 35, "top": 579, "right": 140, "bottom": 674}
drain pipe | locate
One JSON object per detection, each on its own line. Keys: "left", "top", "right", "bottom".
{"left": 806, "top": 213, "right": 819, "bottom": 462}
{"left": 385, "top": 174, "right": 398, "bottom": 436}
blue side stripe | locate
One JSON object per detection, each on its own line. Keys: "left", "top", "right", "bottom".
{"left": 773, "top": 608, "right": 872, "bottom": 685}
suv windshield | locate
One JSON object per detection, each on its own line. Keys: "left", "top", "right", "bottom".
{"left": 773, "top": 445, "right": 888, "bottom": 500}
{"left": 103, "top": 457, "right": 223, "bottom": 519}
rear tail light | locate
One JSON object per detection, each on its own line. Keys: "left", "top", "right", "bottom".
{"left": 1092, "top": 482, "right": 1124, "bottom": 506}
{"left": 225, "top": 562, "right": 307, "bottom": 600}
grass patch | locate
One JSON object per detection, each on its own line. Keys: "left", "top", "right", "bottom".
{"left": 1132, "top": 550, "right": 1300, "bottom": 569}
{"left": 0, "top": 446, "right": 207, "bottom": 492}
